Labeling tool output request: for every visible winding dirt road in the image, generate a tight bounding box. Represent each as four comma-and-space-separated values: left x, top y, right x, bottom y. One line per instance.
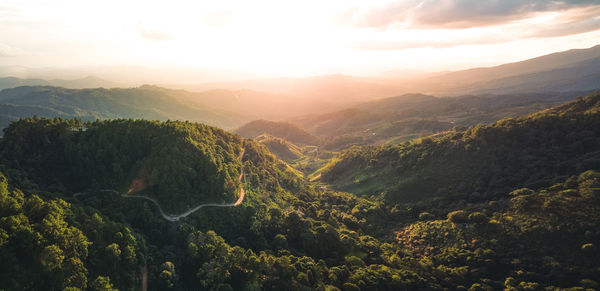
74, 148, 246, 222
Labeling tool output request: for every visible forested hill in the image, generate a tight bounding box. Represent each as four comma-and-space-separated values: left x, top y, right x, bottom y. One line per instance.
0, 85, 244, 130
0, 118, 246, 213
320, 91, 600, 203
236, 119, 320, 145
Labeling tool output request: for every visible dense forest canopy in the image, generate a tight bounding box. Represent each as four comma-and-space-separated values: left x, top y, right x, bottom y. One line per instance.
0, 91, 599, 290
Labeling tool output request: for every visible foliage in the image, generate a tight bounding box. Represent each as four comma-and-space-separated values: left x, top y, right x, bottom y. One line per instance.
394, 170, 600, 289
0, 172, 144, 290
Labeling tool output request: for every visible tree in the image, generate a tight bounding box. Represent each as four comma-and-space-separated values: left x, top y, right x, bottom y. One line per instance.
90, 276, 118, 291
447, 210, 468, 224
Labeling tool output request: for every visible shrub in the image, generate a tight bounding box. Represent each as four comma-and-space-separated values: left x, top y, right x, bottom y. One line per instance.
344, 256, 366, 268
418, 212, 434, 220
581, 243, 596, 253
273, 234, 288, 249
468, 212, 489, 224
580, 279, 599, 289
509, 188, 535, 196
468, 283, 493, 291
447, 210, 469, 224
343, 283, 360, 291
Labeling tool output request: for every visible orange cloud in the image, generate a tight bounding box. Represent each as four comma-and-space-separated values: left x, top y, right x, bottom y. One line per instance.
344, 0, 600, 29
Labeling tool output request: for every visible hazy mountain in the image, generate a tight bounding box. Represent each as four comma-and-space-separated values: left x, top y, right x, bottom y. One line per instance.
2, 45, 598, 113
0, 76, 49, 89
182, 89, 333, 120
0, 85, 246, 130
0, 75, 121, 90
409, 44, 600, 95
189, 74, 407, 110
168, 45, 600, 102
0, 65, 253, 86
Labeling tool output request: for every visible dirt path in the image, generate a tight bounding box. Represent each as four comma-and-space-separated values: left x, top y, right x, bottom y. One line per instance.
140, 265, 147, 291
74, 147, 246, 222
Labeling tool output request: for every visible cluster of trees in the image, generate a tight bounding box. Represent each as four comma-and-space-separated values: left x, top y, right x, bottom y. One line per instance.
394, 170, 600, 289
0, 172, 144, 290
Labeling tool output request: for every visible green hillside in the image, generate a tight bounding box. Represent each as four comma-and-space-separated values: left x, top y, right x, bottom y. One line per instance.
294, 91, 588, 150
236, 119, 320, 145
254, 134, 303, 162
320, 91, 600, 203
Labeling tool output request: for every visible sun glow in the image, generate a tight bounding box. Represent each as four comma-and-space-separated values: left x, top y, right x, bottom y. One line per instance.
1, 0, 600, 79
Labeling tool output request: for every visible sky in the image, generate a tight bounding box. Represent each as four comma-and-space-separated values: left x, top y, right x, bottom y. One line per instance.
1, 0, 600, 80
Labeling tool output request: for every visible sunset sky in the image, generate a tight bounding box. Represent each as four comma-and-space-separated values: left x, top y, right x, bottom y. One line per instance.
1, 0, 600, 79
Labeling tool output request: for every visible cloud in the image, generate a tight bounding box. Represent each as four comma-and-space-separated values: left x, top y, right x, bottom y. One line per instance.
346, 0, 600, 28
346, 2, 600, 51
351, 14, 600, 50
202, 10, 233, 28
528, 16, 600, 38
0, 43, 23, 57
137, 21, 173, 41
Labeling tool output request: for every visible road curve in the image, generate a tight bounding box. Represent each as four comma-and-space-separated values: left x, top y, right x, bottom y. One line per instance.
75, 147, 246, 222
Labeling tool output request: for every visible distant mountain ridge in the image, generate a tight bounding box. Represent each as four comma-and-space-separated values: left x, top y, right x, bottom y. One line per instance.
292, 91, 590, 149
410, 44, 600, 95
0, 75, 121, 90
0, 85, 246, 130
